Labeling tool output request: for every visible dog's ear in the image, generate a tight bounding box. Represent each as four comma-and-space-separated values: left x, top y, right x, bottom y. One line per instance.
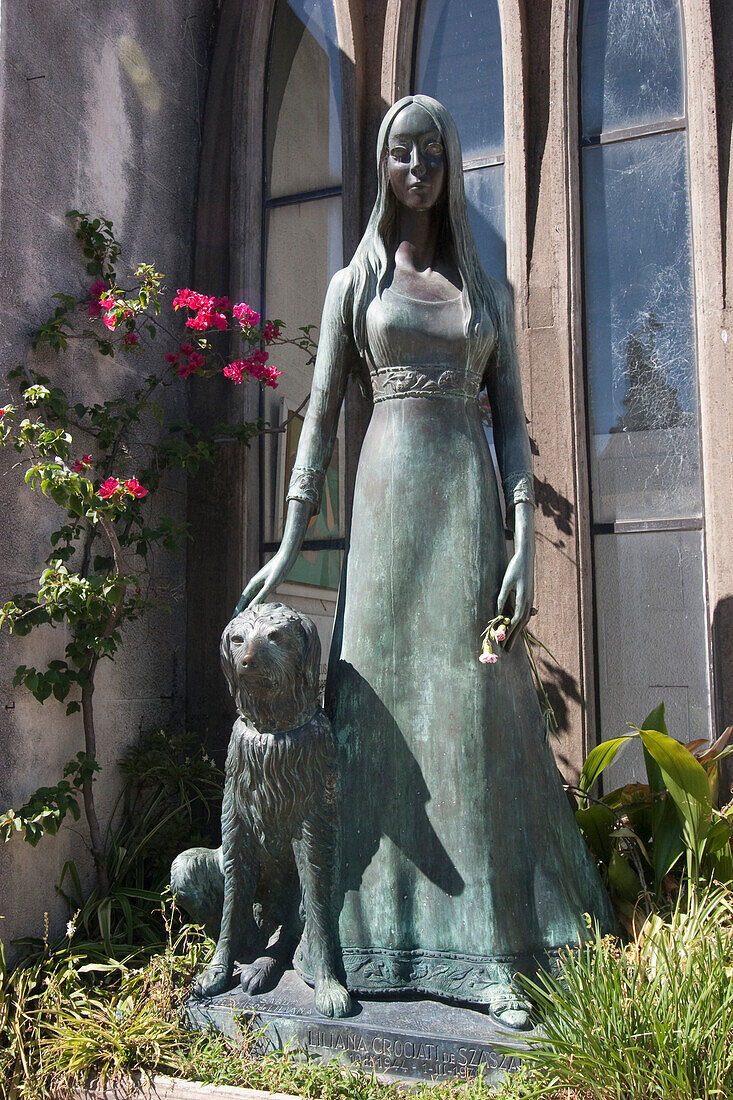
299, 614, 322, 696
220, 615, 244, 702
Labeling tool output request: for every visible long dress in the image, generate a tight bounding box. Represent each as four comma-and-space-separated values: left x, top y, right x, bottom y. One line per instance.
289, 272, 615, 1006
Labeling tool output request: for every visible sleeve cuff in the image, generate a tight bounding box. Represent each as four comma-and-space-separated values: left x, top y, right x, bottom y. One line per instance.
502, 472, 535, 508
286, 464, 325, 511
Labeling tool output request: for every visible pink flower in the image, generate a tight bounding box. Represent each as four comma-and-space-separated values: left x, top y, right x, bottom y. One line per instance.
124, 478, 148, 499
223, 360, 244, 383
98, 477, 120, 499
103, 313, 117, 331
72, 455, 92, 473
263, 321, 281, 343
494, 628, 506, 643
213, 295, 232, 311
189, 351, 205, 369
165, 351, 178, 364
177, 359, 198, 378
0, 408, 5, 418
88, 280, 109, 318
122, 332, 139, 347
232, 302, 260, 328
179, 342, 194, 356
223, 354, 282, 389
172, 288, 213, 311
186, 308, 212, 331
100, 296, 115, 310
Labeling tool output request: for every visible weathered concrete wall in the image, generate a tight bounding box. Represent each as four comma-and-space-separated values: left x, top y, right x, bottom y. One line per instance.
0, 0, 218, 952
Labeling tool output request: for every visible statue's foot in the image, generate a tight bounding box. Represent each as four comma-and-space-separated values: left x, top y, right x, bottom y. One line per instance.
194, 961, 234, 999
239, 955, 283, 996
313, 974, 352, 1018
488, 997, 533, 1031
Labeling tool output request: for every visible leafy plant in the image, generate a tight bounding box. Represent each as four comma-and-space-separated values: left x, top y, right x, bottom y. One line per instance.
0, 211, 317, 898
573, 703, 733, 923
503, 885, 733, 1100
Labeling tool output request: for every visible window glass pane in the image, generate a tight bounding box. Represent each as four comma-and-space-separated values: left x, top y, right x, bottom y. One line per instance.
464, 165, 505, 281
582, 132, 700, 523
283, 412, 342, 589
415, 0, 503, 161
262, 196, 344, 549
581, 0, 684, 137
266, 0, 342, 197
594, 530, 711, 789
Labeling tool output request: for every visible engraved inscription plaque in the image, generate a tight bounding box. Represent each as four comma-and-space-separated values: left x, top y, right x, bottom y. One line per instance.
187, 970, 527, 1085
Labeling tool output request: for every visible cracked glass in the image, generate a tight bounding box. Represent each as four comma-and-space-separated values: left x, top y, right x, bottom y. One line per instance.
415, 0, 504, 160
582, 131, 701, 524
415, 0, 506, 280
581, 0, 684, 138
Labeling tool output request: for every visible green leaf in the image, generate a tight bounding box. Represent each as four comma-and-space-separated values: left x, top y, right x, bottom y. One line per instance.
704, 816, 733, 856
52, 680, 71, 702
608, 850, 642, 902
652, 795, 685, 887
641, 702, 667, 795
575, 803, 616, 865
578, 735, 632, 806
637, 725, 713, 877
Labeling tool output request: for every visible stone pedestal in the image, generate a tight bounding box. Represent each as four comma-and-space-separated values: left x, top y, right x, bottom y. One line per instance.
186, 970, 532, 1085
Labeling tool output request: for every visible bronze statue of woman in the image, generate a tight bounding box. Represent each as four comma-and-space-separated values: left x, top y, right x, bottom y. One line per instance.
238, 95, 614, 1030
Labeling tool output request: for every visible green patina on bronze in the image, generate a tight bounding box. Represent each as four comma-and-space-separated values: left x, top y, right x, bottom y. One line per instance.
237, 96, 615, 1029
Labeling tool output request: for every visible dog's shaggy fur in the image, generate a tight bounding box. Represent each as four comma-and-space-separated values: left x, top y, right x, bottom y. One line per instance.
171, 603, 351, 1018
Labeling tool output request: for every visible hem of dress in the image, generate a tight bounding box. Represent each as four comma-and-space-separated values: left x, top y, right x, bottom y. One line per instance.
294, 944, 562, 1004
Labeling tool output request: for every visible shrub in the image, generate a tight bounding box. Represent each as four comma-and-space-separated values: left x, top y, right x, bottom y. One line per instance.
506, 885, 733, 1100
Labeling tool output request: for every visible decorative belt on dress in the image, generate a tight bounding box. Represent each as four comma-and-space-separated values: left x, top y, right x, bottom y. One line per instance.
371, 365, 482, 403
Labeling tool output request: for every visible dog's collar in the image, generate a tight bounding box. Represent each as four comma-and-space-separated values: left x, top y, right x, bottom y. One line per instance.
235, 707, 320, 737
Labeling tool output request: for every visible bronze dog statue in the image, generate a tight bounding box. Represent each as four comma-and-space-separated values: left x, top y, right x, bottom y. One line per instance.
171, 603, 351, 1018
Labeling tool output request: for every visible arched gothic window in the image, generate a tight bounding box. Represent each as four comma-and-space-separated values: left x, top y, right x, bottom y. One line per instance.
260, 0, 346, 607
413, 0, 506, 280
579, 0, 711, 766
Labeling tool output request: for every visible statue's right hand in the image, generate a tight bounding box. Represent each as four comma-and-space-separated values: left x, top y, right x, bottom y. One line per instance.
233, 551, 290, 617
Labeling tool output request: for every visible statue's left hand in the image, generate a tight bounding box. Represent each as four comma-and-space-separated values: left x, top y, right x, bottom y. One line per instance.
497, 548, 534, 652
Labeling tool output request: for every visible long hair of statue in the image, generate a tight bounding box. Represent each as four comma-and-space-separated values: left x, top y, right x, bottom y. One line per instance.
348, 94, 501, 355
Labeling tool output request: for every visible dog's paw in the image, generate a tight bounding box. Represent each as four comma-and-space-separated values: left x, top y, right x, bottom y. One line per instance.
314, 975, 352, 1018
239, 955, 282, 996
194, 962, 233, 998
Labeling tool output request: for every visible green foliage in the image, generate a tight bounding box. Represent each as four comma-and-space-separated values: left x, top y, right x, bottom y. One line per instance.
0, 210, 316, 882
574, 703, 733, 922
0, 755, 99, 845
0, 725, 224, 1096
0, 901, 212, 1099
502, 886, 733, 1100
66, 209, 121, 279
45, 728, 223, 958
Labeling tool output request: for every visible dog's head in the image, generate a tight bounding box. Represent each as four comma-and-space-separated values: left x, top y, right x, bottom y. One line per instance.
220, 602, 322, 731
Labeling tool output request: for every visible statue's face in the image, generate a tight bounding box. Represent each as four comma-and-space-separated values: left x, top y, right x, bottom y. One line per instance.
386, 103, 446, 212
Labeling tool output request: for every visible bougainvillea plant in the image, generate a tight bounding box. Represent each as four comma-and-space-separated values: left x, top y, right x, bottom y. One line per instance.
0, 211, 317, 894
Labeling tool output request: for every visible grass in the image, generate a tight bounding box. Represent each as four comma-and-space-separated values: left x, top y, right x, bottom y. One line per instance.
3, 888, 733, 1099
0, 897, 575, 1100
501, 884, 733, 1100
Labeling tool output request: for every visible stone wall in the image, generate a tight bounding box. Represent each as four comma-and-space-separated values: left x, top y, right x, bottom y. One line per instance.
0, 0, 218, 952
